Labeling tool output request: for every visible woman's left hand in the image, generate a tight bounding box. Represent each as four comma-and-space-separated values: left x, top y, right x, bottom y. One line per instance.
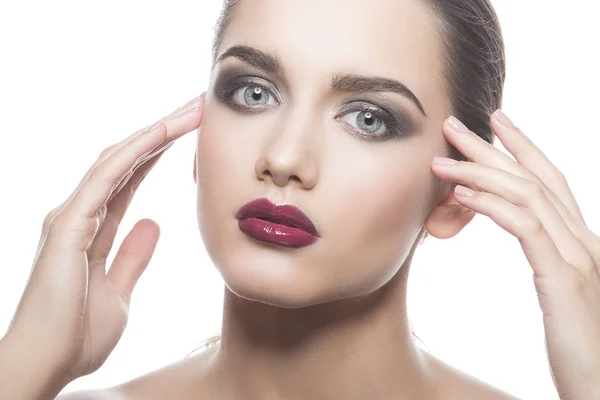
430, 111, 600, 400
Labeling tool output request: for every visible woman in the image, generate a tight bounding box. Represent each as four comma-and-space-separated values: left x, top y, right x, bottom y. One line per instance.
1, 0, 599, 399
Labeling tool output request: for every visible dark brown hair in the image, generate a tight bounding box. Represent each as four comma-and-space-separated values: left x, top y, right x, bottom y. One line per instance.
190, 0, 506, 356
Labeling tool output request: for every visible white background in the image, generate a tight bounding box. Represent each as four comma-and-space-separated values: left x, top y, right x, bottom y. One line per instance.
0, 1, 598, 399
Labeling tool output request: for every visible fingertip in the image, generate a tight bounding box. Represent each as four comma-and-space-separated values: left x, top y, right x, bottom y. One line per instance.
106, 219, 161, 301
135, 218, 161, 237
492, 109, 516, 130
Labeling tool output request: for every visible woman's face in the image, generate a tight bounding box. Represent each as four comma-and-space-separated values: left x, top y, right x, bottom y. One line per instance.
195, 0, 460, 308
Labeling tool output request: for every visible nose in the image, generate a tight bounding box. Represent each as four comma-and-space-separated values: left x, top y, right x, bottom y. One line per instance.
254, 109, 320, 190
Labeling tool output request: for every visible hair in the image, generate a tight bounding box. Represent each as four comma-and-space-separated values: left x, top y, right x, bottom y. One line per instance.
187, 0, 506, 357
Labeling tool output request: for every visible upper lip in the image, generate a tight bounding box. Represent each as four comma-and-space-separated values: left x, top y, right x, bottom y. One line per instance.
235, 198, 319, 237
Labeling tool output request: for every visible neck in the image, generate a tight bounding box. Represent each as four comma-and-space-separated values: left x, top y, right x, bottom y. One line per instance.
210, 260, 437, 400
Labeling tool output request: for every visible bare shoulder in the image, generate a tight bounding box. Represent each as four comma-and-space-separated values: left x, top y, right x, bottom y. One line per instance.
57, 346, 219, 400
58, 347, 522, 400
424, 351, 522, 400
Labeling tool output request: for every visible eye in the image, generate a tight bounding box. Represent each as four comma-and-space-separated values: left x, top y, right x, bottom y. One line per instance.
341, 109, 385, 135
336, 102, 404, 140
231, 85, 278, 108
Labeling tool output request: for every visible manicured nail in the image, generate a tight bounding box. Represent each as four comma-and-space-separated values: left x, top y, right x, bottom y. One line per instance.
433, 157, 458, 165
174, 97, 203, 117
493, 109, 515, 129
455, 185, 475, 197
183, 95, 203, 107
447, 116, 469, 134
144, 120, 163, 132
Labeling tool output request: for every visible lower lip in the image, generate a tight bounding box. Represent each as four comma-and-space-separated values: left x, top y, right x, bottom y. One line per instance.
238, 218, 318, 248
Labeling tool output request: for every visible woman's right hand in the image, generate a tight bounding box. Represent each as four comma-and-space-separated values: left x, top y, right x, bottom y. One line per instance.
2, 94, 205, 383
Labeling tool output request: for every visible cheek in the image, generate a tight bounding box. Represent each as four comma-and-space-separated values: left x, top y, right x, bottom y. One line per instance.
196, 107, 252, 193
195, 108, 248, 250
197, 109, 231, 180
303, 145, 435, 300
325, 145, 434, 260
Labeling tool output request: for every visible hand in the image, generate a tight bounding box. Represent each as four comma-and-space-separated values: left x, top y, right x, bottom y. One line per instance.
430, 111, 600, 400
3, 94, 205, 383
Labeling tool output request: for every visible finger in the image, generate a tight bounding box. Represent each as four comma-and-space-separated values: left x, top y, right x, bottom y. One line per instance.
441, 116, 591, 257
40, 119, 163, 233
432, 160, 594, 271
87, 97, 206, 263
103, 94, 204, 159
490, 110, 585, 223
105, 218, 161, 304
43, 95, 205, 229
47, 122, 168, 252
450, 184, 572, 280
107, 140, 174, 205
88, 144, 171, 264
93, 100, 203, 204
86, 97, 204, 192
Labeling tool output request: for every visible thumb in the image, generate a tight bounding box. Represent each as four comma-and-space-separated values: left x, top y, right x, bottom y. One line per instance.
106, 218, 161, 304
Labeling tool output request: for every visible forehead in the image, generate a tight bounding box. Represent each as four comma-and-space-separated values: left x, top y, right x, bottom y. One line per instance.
219, 0, 447, 114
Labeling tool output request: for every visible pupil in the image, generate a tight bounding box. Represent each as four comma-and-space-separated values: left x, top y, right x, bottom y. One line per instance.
364, 112, 373, 126
252, 87, 262, 100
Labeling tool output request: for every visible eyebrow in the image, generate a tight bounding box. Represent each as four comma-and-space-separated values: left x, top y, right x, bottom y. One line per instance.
216, 45, 428, 117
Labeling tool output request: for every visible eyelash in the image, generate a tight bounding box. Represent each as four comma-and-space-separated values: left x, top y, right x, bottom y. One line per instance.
337, 103, 404, 141
217, 77, 406, 141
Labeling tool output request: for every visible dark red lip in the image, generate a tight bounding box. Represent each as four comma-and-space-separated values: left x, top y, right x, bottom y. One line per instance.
235, 198, 319, 237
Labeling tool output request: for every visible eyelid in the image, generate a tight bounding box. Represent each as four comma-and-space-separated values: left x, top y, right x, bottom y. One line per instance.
214, 69, 415, 135
214, 68, 283, 107
235, 76, 281, 103
335, 102, 404, 140
343, 98, 415, 136
336, 101, 398, 130
337, 101, 385, 115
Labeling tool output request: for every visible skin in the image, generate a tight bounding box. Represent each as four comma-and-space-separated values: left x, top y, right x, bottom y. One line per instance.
2, 0, 599, 399
192, 0, 470, 398
188, 0, 506, 398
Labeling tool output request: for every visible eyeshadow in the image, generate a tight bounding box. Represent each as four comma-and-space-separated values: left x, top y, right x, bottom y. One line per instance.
212, 64, 421, 137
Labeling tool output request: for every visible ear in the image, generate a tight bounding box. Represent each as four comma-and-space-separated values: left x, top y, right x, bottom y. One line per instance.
423, 183, 477, 239
193, 152, 197, 184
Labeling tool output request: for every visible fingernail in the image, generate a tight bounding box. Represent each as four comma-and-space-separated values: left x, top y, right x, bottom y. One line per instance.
493, 109, 515, 129
144, 120, 163, 132
455, 185, 475, 197
433, 157, 458, 165
447, 116, 469, 134
174, 98, 203, 116
184, 94, 205, 110
180, 104, 202, 115
183, 95, 203, 107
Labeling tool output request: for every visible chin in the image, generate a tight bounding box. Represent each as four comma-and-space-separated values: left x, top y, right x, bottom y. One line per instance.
199, 217, 328, 308
200, 212, 396, 309
218, 256, 335, 309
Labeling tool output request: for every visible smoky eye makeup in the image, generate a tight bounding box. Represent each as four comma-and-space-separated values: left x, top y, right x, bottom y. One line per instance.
213, 66, 282, 113
212, 65, 418, 140
334, 95, 417, 140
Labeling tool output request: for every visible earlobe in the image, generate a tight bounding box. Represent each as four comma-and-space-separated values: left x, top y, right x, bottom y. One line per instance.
423, 184, 476, 239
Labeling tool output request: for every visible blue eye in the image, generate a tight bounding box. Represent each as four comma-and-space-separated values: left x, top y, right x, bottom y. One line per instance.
336, 103, 404, 141
231, 85, 278, 108
215, 74, 406, 140
340, 109, 385, 135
